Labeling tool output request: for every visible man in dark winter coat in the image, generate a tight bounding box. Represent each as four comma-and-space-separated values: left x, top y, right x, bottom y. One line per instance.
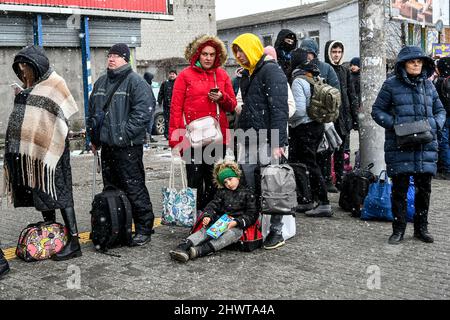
88, 43, 154, 246
434, 57, 450, 179
349, 57, 361, 130
143, 72, 157, 143
232, 33, 289, 250
372, 46, 446, 245
322, 40, 357, 191
157, 70, 177, 139
274, 29, 298, 79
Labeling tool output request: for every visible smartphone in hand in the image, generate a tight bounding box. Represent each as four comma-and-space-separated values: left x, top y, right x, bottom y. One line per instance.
10, 82, 24, 95
209, 88, 219, 94
10, 82, 23, 92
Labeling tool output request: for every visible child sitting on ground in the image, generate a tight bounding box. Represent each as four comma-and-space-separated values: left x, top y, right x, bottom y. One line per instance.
169, 159, 258, 263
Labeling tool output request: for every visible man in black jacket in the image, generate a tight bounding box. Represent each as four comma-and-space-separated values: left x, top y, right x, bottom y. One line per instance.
274, 29, 298, 79
143, 72, 157, 143
322, 40, 356, 192
349, 57, 361, 130
88, 43, 154, 246
232, 33, 289, 250
157, 70, 177, 139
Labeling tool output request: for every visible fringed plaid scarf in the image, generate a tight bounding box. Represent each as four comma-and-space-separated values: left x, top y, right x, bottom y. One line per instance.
2, 71, 78, 202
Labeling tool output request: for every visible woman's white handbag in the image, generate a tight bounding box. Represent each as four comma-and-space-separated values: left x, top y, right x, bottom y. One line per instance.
184, 111, 222, 149
183, 72, 223, 148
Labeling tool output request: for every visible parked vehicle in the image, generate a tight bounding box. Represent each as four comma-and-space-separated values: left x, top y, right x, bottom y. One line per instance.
151, 82, 165, 135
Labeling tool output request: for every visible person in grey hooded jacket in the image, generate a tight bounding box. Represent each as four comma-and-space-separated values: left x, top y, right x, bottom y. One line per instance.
372, 46, 446, 245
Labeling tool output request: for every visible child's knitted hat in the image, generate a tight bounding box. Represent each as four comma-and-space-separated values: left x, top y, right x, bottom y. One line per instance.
217, 167, 239, 185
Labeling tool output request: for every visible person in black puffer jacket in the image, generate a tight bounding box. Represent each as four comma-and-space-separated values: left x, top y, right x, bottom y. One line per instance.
169, 160, 258, 263
231, 33, 289, 250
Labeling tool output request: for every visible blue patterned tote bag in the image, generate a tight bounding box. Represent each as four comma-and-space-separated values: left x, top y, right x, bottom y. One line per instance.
162, 157, 197, 227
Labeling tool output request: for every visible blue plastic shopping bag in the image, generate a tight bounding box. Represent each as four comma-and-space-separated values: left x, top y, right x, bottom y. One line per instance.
361, 171, 394, 221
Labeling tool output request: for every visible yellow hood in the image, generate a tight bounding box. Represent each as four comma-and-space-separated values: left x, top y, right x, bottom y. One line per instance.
232, 33, 264, 75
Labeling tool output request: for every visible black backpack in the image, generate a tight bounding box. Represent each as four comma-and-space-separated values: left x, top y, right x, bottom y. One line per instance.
90, 186, 133, 253
339, 163, 377, 217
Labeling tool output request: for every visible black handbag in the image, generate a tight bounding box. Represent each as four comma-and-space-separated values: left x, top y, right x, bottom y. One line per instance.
393, 85, 433, 147
394, 119, 433, 147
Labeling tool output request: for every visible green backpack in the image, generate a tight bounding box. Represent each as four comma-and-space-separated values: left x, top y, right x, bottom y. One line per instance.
297, 75, 341, 123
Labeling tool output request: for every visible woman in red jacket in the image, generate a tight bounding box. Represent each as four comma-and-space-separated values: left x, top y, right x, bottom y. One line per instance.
169, 35, 237, 210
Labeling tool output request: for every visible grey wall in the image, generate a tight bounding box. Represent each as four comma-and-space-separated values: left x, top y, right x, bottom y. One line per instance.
137, 0, 216, 62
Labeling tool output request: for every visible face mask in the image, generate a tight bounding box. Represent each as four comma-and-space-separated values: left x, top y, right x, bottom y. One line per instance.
282, 38, 295, 52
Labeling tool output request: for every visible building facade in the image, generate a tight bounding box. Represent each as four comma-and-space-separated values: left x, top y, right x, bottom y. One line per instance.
0, 0, 216, 135
218, 0, 359, 67
137, 0, 216, 83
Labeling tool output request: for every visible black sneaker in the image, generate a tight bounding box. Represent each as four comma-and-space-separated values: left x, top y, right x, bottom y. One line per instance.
169, 239, 193, 263
305, 203, 333, 217
263, 233, 285, 250
132, 233, 151, 246
169, 249, 190, 263
295, 203, 315, 213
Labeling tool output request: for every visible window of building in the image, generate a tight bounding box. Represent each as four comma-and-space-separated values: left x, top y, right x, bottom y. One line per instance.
262, 35, 273, 47
308, 30, 320, 53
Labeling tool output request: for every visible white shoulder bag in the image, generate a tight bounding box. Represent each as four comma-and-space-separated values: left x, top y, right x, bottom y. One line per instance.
184, 73, 223, 148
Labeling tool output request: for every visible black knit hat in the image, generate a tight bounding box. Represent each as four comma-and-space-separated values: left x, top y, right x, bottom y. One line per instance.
108, 43, 130, 62
350, 57, 360, 68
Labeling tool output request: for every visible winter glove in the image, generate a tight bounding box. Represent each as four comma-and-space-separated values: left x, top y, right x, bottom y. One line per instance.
324, 122, 342, 151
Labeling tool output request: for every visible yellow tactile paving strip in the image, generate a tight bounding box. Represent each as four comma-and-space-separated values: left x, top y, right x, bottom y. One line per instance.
3, 218, 162, 261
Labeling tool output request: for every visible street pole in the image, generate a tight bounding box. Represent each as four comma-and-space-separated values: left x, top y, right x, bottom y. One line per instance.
358, 0, 386, 176
81, 16, 93, 152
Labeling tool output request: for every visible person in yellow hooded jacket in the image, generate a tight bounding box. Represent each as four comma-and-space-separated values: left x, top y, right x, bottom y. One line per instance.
232, 33, 289, 250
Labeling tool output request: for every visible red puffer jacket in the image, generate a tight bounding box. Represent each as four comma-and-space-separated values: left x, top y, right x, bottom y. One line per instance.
168, 65, 236, 149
